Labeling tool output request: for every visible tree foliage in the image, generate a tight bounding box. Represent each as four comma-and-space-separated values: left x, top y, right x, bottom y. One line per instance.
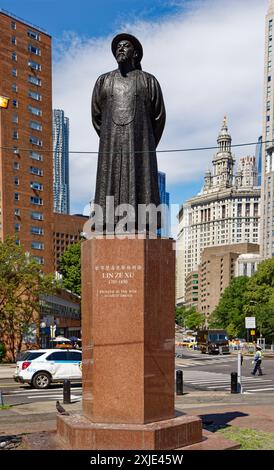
176, 306, 204, 330
59, 242, 81, 296
209, 277, 249, 338
209, 259, 274, 341
0, 237, 56, 361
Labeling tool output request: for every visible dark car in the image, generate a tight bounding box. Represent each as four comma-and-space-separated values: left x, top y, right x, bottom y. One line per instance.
197, 329, 230, 354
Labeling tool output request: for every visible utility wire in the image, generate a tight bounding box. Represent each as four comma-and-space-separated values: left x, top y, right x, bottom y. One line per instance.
0, 140, 269, 155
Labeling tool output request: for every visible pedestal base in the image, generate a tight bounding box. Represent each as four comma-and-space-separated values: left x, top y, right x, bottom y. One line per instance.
56, 413, 202, 450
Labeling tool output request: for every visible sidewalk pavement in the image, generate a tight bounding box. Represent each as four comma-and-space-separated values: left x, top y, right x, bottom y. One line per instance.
1, 390, 274, 441
0, 364, 15, 380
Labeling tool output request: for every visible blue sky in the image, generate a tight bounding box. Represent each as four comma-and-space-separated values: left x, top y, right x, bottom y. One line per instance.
0, 0, 188, 38
0, 0, 269, 234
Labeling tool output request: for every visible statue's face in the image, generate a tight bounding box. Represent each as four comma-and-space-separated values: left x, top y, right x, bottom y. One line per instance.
115, 40, 137, 64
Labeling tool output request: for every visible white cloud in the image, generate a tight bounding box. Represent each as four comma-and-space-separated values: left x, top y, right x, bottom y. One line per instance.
53, 0, 267, 214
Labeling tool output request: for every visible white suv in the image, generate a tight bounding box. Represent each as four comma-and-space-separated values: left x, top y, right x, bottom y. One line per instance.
13, 349, 82, 389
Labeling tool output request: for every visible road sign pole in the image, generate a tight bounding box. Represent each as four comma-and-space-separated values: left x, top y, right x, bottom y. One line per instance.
237, 351, 242, 394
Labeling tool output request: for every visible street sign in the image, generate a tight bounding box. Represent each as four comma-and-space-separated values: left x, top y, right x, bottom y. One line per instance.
250, 330, 255, 336
245, 317, 256, 329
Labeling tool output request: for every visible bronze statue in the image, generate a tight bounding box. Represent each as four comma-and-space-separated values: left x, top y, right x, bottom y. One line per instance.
91, 33, 166, 230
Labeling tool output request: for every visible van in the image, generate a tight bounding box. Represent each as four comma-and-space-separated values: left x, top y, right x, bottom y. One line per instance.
197, 329, 230, 354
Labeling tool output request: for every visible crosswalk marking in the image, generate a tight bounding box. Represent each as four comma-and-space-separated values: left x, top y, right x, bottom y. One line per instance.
175, 357, 238, 368
181, 370, 274, 394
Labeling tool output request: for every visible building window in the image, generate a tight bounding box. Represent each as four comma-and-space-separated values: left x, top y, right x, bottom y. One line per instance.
12, 83, 18, 93
12, 52, 17, 61
268, 75, 272, 82
30, 166, 43, 176
13, 130, 18, 140
28, 105, 42, 116
30, 181, 43, 191
28, 90, 42, 101
30, 196, 43, 205
27, 30, 40, 41
11, 21, 16, 30
12, 68, 17, 77
11, 36, 17, 45
13, 162, 20, 170
14, 192, 20, 201
14, 177, 19, 186
31, 226, 44, 235
28, 75, 41, 86
28, 60, 41, 71
31, 211, 43, 221
14, 223, 20, 232
29, 136, 43, 146
12, 114, 18, 124
30, 121, 42, 131
12, 99, 18, 108
28, 44, 41, 55
33, 256, 44, 265
31, 242, 44, 250
29, 151, 43, 161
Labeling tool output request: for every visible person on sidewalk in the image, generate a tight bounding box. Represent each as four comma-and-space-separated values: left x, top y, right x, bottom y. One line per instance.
251, 345, 263, 376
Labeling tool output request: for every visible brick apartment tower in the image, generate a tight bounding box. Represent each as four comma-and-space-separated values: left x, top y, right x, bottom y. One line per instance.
0, 10, 53, 272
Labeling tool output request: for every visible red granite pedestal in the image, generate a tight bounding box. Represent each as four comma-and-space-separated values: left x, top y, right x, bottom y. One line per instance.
56, 236, 203, 449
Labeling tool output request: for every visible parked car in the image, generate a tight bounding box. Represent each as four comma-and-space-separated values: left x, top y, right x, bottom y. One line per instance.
13, 349, 82, 389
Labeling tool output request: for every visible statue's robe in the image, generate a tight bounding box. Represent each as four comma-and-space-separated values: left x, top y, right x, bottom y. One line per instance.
91, 68, 166, 229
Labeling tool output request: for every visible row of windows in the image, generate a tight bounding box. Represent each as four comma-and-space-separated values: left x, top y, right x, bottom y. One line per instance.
12, 106, 42, 119
13, 121, 42, 137
14, 179, 43, 191
14, 209, 43, 220
11, 44, 41, 61
13, 162, 43, 172
15, 224, 44, 236
14, 194, 43, 205
12, 90, 42, 107
11, 21, 41, 41
12, 68, 42, 87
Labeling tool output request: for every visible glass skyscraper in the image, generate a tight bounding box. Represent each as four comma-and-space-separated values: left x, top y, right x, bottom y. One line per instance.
53, 109, 70, 214
256, 136, 262, 186
158, 171, 170, 237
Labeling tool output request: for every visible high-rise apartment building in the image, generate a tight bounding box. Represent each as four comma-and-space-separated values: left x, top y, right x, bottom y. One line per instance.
198, 243, 260, 320
261, 1, 274, 258
176, 118, 260, 304
53, 109, 70, 214
0, 9, 53, 271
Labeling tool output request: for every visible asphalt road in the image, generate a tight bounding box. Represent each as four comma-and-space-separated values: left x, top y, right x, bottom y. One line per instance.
1, 349, 274, 405
176, 347, 274, 394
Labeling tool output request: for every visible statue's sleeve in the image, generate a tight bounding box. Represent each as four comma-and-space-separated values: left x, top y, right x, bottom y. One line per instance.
149, 75, 166, 147
91, 75, 104, 137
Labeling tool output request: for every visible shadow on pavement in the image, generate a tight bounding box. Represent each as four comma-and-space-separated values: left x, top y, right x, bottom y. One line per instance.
199, 411, 249, 432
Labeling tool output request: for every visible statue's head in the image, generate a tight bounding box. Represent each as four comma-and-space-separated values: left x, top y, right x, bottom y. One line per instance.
112, 33, 143, 70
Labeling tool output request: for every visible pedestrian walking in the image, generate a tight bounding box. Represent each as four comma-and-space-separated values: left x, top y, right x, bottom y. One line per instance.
251, 345, 263, 376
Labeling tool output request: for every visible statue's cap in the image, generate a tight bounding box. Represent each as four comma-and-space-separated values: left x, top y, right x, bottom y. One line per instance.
111, 33, 143, 63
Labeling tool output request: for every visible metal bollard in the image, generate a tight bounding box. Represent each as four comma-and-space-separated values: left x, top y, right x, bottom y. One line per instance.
231, 372, 238, 394
176, 370, 183, 395
63, 379, 71, 404
0, 390, 4, 406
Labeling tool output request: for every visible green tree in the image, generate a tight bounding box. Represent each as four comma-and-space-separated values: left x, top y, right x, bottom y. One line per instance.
59, 242, 81, 296
175, 306, 204, 330
209, 276, 249, 337
184, 310, 204, 330
0, 237, 56, 361
243, 259, 274, 341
